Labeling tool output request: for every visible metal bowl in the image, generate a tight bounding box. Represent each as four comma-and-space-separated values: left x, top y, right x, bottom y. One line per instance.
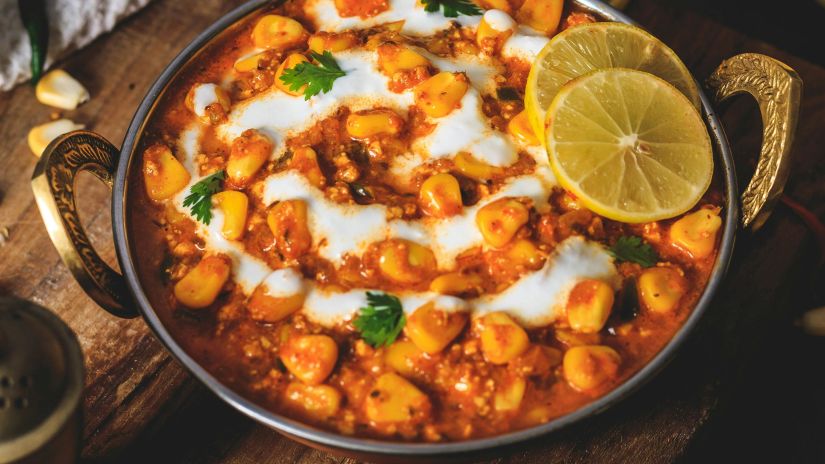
31, 0, 801, 460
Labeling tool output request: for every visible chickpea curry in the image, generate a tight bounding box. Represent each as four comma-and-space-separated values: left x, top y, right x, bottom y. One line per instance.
132, 0, 724, 442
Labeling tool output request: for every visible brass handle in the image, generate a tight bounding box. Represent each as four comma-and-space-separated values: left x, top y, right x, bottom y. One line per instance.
31, 131, 138, 318
706, 53, 802, 230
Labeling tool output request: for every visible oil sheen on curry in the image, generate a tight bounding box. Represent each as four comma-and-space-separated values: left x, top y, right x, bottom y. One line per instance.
134, 0, 723, 442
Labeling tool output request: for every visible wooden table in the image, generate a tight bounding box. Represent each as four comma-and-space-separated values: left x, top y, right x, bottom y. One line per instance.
1, 1, 824, 462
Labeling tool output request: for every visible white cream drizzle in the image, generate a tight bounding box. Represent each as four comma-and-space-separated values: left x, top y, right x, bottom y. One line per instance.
220, 50, 414, 157
261, 170, 553, 268
174, 129, 272, 294
502, 26, 550, 61
196, 209, 272, 294
306, 0, 481, 36
304, 290, 468, 327
261, 268, 306, 298
166, 3, 621, 330
474, 237, 620, 327
414, 88, 518, 167
483, 9, 517, 32
416, 48, 501, 94
191, 83, 222, 118
221, 48, 505, 161
270, 237, 617, 329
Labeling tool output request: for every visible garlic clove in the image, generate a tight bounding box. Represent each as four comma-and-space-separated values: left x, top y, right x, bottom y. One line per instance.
801, 306, 825, 336
28, 119, 85, 157
35, 70, 90, 110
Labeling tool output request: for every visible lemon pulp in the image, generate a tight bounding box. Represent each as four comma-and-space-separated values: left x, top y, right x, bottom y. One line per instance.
545, 68, 712, 223
526, 22, 701, 145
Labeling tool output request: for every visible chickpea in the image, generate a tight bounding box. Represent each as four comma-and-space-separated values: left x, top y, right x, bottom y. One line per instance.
275, 53, 310, 96
670, 207, 722, 259
365, 373, 432, 425
478, 312, 530, 364
345, 109, 404, 139
414, 72, 469, 118
233, 51, 268, 73
142, 144, 190, 202
184, 83, 231, 123
477, 0, 512, 13
507, 110, 540, 146
555, 329, 601, 347
173, 255, 231, 309
477, 10, 516, 53
377, 44, 430, 75
267, 199, 313, 260
283, 382, 342, 419
454, 151, 503, 181
334, 0, 390, 18
377, 239, 437, 284
638, 266, 687, 314
494, 376, 526, 412
247, 268, 306, 323
248, 289, 305, 323
404, 301, 468, 354
476, 198, 530, 248
227, 129, 273, 187
384, 340, 425, 377
562, 345, 621, 391
308, 31, 359, 53
280, 334, 338, 385
419, 173, 463, 218
566, 279, 615, 333
212, 190, 248, 241
516, 0, 564, 34
516, 405, 552, 428
429, 272, 483, 297
251, 15, 308, 50
289, 146, 325, 189
505, 239, 544, 269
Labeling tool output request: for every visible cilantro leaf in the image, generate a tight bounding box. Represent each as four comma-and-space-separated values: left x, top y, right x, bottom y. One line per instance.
278, 51, 346, 100
421, 0, 483, 17
182, 170, 225, 225
353, 292, 406, 347
609, 236, 659, 267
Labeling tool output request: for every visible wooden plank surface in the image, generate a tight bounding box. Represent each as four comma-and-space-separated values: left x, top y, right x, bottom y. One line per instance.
0, 0, 823, 462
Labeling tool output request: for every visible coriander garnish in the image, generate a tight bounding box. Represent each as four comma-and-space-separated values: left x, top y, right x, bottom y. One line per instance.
421, 0, 483, 17
182, 170, 225, 225
609, 236, 658, 267
353, 292, 406, 347
279, 51, 346, 101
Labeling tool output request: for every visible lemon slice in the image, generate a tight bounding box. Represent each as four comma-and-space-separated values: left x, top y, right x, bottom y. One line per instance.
525, 22, 701, 144
545, 69, 712, 223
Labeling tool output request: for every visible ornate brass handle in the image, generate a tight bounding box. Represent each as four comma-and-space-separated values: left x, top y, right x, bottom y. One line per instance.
706, 53, 802, 230
31, 131, 138, 318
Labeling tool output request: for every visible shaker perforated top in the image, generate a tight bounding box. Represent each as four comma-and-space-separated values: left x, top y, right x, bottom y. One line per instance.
0, 297, 83, 464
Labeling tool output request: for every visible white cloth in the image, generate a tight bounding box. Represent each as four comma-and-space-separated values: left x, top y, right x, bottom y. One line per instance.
0, 0, 152, 91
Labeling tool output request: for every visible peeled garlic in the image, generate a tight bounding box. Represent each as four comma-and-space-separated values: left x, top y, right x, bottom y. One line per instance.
233, 50, 266, 73
801, 306, 825, 336
28, 119, 85, 157
35, 70, 90, 110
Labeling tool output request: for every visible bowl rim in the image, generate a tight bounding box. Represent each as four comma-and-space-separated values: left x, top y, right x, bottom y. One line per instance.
111, 0, 739, 457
